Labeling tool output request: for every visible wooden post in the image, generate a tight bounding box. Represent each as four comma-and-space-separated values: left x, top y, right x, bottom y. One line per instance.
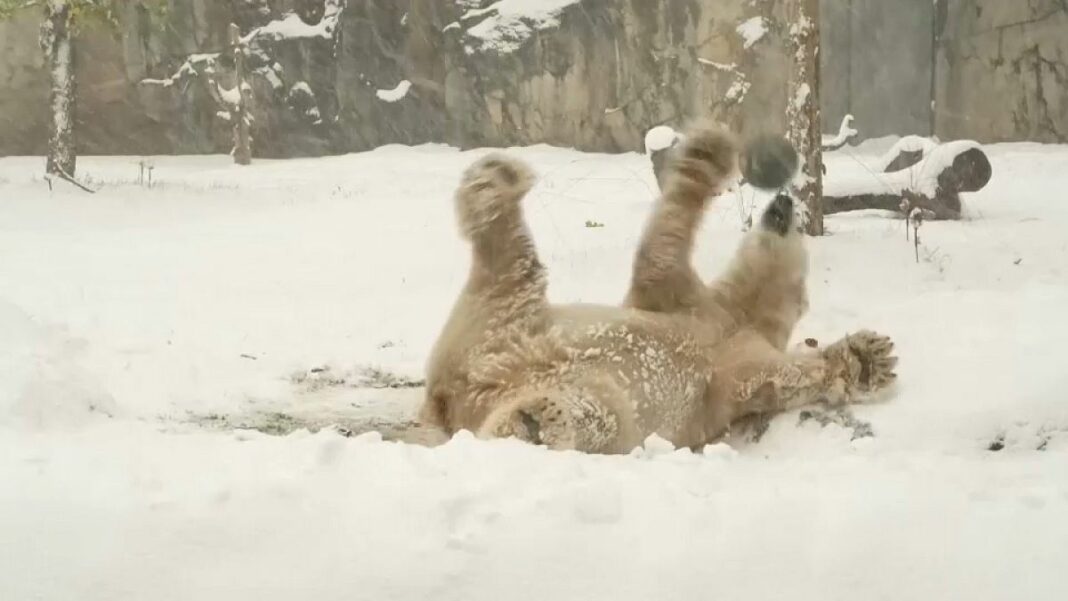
229, 23, 252, 165
785, 0, 824, 235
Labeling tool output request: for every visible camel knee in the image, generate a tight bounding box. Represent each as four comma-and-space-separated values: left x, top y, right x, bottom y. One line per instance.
454, 153, 536, 241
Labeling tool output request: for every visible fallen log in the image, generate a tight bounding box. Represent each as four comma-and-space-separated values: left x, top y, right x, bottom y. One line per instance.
877, 135, 939, 172
644, 125, 992, 221
823, 139, 992, 220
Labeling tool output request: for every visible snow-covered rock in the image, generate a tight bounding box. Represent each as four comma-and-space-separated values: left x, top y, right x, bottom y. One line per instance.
376, 80, 413, 103
736, 16, 768, 49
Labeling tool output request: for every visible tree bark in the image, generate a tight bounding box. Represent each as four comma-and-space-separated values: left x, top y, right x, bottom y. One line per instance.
40, 0, 75, 177
229, 23, 252, 166
785, 0, 824, 235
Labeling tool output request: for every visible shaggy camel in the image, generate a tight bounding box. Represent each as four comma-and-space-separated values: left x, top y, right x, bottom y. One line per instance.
419, 122, 897, 453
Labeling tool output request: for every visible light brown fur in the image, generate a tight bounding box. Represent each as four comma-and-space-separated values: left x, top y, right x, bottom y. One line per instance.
420, 122, 897, 453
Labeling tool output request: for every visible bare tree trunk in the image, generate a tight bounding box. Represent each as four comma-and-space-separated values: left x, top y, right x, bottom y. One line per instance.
40, 0, 75, 177
785, 0, 824, 235
229, 23, 252, 166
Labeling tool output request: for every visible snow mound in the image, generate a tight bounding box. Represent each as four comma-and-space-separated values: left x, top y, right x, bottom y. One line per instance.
0, 301, 116, 429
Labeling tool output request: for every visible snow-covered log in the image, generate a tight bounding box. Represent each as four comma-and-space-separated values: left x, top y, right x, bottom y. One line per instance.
877, 135, 941, 172
823, 140, 992, 220
821, 115, 857, 152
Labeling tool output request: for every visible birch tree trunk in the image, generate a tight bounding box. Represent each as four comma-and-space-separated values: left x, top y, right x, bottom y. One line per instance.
785, 0, 824, 235
40, 0, 76, 177
229, 23, 252, 165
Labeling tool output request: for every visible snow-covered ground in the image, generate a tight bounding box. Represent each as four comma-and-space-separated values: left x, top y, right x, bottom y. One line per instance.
1, 140, 1067, 600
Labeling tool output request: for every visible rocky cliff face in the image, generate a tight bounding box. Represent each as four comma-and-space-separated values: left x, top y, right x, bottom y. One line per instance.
0, 0, 791, 157
0, 11, 48, 156
438, 0, 793, 151
0, 0, 1064, 158
935, 0, 1068, 143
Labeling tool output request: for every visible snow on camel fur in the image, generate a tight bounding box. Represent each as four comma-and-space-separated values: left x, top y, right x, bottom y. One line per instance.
420, 121, 898, 453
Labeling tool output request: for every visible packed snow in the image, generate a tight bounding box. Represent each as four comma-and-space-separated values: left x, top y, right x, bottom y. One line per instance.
376, 80, 413, 103
1, 140, 1067, 600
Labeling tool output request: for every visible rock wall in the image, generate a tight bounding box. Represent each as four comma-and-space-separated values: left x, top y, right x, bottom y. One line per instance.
0, 11, 48, 156
0, 0, 1065, 159
431, 0, 791, 152
821, 0, 1068, 144
935, 0, 1068, 143
820, 0, 936, 139
0, 0, 790, 157
0, 0, 237, 157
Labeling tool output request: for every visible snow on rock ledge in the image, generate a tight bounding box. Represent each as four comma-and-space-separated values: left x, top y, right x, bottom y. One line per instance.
736, 16, 767, 49
244, 0, 346, 43
376, 80, 413, 103
459, 0, 584, 54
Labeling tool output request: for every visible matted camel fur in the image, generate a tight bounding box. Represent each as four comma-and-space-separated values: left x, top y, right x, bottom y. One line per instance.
419, 122, 897, 453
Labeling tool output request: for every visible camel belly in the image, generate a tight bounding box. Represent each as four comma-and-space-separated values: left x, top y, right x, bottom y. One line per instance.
549, 304, 717, 445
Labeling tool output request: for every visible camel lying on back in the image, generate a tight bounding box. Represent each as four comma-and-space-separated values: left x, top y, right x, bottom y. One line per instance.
419, 122, 897, 453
